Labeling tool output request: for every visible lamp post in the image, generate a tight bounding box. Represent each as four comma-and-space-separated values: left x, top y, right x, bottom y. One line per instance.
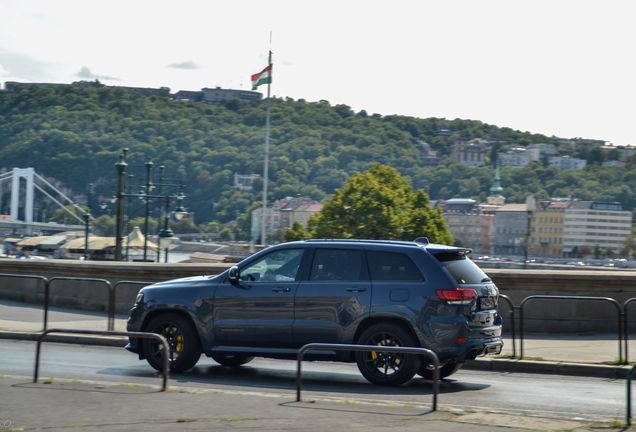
143, 159, 153, 261
114, 151, 128, 262
524, 195, 535, 269
83, 212, 91, 260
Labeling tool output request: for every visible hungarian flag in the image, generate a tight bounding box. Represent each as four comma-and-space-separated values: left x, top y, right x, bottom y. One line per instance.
251, 64, 272, 90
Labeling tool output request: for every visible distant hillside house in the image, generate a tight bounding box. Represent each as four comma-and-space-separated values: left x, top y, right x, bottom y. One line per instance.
526, 143, 557, 162
450, 138, 488, 167
498, 149, 530, 168
549, 156, 587, 170
234, 173, 261, 191
413, 140, 441, 166
201, 87, 262, 104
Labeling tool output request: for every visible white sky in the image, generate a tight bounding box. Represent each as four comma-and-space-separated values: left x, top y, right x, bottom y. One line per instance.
0, 0, 634, 146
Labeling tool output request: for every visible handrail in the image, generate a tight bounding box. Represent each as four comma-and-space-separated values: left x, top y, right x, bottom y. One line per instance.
296, 343, 439, 411
498, 294, 516, 358
627, 363, 636, 425
111, 281, 153, 331
0, 274, 48, 329
623, 298, 636, 364
34, 328, 169, 391
46, 277, 113, 331
520, 295, 623, 361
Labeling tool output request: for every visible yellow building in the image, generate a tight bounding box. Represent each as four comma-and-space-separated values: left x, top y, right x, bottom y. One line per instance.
529, 200, 572, 257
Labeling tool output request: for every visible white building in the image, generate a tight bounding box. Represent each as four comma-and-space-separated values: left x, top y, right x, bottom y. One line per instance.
526, 143, 557, 162
549, 156, 587, 170
563, 201, 631, 255
498, 150, 530, 168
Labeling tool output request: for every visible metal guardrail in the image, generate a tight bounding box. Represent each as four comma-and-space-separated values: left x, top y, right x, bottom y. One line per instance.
0, 273, 48, 328
498, 294, 516, 358
111, 281, 153, 330
34, 328, 169, 391
627, 363, 636, 425
296, 343, 440, 411
519, 295, 623, 361
46, 277, 113, 330
624, 299, 636, 364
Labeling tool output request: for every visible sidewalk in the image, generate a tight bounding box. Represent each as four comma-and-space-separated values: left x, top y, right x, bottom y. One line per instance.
0, 299, 632, 378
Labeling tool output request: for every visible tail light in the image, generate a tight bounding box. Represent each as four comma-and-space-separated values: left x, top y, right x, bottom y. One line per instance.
436, 288, 477, 305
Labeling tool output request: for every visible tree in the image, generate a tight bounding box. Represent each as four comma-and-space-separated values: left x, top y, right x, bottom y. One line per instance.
594, 244, 602, 259
285, 221, 310, 242
578, 245, 593, 257
92, 214, 115, 236
622, 235, 636, 257
606, 246, 616, 259
307, 164, 453, 243
47, 204, 88, 224
571, 245, 579, 258
171, 218, 199, 234
129, 217, 158, 235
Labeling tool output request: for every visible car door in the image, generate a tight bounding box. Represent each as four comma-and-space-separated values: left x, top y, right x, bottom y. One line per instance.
293, 247, 371, 345
213, 248, 305, 348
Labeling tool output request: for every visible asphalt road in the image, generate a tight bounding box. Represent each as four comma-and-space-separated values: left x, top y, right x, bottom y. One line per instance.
1, 339, 625, 423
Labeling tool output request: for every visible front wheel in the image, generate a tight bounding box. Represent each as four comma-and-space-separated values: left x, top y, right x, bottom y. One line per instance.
355, 323, 421, 386
418, 362, 462, 380
142, 313, 202, 373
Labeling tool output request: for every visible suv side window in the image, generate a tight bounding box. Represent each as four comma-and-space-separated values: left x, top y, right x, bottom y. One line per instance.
367, 250, 424, 282
239, 248, 304, 282
310, 248, 364, 281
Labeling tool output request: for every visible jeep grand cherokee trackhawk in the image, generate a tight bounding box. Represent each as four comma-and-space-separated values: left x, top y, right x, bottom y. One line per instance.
126, 239, 503, 386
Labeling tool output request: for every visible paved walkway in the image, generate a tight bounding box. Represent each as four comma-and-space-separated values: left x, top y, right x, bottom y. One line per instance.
0, 299, 631, 431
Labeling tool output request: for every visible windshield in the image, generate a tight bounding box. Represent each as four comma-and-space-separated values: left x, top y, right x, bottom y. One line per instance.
433, 251, 489, 285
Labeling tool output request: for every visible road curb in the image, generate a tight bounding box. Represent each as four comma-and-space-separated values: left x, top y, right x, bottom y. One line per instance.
465, 357, 629, 378
1, 330, 629, 378
0, 330, 128, 347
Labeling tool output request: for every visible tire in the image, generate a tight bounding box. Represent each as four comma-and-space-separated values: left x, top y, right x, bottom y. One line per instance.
418, 362, 462, 380
142, 313, 202, 373
211, 355, 255, 367
355, 323, 421, 386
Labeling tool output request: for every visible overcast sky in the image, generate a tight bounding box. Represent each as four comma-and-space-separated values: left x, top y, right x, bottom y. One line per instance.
0, 0, 634, 146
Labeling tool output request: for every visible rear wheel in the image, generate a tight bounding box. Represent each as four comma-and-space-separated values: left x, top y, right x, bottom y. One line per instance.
418, 362, 462, 380
212, 355, 254, 367
142, 313, 202, 373
355, 323, 421, 386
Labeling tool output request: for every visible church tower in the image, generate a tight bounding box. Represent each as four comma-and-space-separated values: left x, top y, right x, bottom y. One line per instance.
487, 163, 505, 206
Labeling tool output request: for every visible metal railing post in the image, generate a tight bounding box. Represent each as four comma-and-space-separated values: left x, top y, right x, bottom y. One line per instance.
46, 277, 113, 331
296, 343, 439, 411
0, 274, 48, 328
34, 329, 169, 391
499, 295, 516, 358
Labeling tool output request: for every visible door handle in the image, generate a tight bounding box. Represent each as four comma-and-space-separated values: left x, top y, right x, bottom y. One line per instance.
272, 287, 292, 292
346, 287, 367, 292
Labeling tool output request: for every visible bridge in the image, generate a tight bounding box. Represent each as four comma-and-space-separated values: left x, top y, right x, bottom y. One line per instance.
0, 168, 86, 235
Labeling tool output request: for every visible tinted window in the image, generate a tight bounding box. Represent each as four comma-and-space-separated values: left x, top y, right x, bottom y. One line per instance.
367, 251, 424, 282
310, 249, 364, 281
239, 249, 304, 282
434, 252, 488, 284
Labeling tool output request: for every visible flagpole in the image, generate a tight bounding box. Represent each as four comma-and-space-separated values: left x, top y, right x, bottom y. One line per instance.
260, 48, 272, 246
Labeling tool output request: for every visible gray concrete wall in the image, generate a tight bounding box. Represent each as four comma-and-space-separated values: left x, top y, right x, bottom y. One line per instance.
1, 259, 635, 334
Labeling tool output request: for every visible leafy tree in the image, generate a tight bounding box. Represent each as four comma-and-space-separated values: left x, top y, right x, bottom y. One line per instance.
170, 217, 199, 234
47, 204, 88, 224
92, 214, 115, 236
129, 216, 158, 235
606, 246, 616, 259
622, 235, 636, 257
285, 220, 310, 242
578, 245, 593, 257
308, 164, 452, 243
218, 226, 233, 242
594, 244, 602, 259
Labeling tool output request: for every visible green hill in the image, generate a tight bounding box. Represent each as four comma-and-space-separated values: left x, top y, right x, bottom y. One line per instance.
0, 84, 634, 227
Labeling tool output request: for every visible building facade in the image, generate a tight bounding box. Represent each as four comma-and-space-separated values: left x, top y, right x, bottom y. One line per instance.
549, 156, 587, 170
529, 200, 572, 257
251, 197, 323, 243
498, 150, 530, 168
563, 201, 632, 256
450, 139, 488, 167
442, 199, 497, 255
492, 204, 528, 256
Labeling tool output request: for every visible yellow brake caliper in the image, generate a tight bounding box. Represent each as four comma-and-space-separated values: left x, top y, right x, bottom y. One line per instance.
175, 334, 184, 353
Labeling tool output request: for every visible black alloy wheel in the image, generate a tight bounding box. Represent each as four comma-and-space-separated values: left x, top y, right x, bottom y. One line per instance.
142, 313, 202, 373
355, 323, 421, 386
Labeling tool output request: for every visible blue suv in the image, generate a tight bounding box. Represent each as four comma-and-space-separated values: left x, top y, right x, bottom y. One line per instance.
126, 239, 503, 386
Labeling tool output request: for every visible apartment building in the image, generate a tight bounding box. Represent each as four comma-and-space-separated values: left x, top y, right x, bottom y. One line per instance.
492, 204, 528, 255
563, 201, 632, 256
442, 199, 497, 255
529, 200, 572, 257
549, 156, 587, 170
498, 150, 530, 168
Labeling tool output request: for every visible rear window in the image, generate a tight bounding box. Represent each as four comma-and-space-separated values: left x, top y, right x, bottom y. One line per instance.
433, 252, 489, 285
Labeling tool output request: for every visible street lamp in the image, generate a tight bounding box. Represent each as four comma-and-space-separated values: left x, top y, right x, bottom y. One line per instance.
158, 196, 177, 263
524, 195, 535, 269
83, 212, 91, 260
114, 150, 128, 262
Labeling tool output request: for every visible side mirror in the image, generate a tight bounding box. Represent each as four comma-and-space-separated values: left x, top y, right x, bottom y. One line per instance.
228, 266, 239, 284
